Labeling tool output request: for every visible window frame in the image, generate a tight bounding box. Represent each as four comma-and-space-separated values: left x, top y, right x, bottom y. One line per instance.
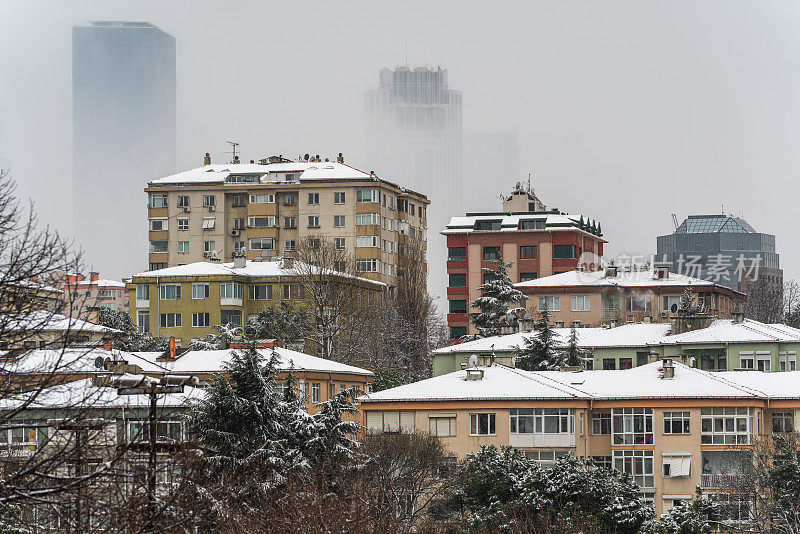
469, 413, 496, 436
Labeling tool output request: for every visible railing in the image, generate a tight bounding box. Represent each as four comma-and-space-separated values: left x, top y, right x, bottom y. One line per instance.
601, 309, 622, 320
701, 473, 742, 488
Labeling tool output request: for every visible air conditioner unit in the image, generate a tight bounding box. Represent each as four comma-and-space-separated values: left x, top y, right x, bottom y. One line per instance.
661, 311, 669, 318
231, 229, 241, 237
208, 205, 216, 211
182, 206, 190, 213
203, 252, 210, 258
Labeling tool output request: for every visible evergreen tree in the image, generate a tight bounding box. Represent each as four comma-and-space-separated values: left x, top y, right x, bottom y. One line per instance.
579, 215, 585, 230
516, 303, 562, 370
96, 307, 169, 351
597, 222, 603, 236
468, 258, 527, 338
563, 324, 586, 367
642, 488, 713, 534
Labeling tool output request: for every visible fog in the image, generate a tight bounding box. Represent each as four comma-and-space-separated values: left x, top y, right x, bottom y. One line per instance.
1, 0, 798, 285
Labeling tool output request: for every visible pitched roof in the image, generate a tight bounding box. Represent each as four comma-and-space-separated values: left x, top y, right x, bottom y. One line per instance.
149, 162, 372, 185
442, 212, 603, 239
675, 214, 755, 234
515, 268, 722, 290
656, 319, 800, 345
3, 311, 118, 334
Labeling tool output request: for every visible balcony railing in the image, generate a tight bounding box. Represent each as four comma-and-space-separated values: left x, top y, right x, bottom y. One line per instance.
701, 473, 742, 488
601, 309, 622, 320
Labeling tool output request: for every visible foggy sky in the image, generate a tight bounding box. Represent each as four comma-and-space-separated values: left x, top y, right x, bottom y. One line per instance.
1, 0, 799, 285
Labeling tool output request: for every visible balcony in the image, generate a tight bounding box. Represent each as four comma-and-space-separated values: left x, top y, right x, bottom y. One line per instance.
700, 450, 751, 489
701, 473, 743, 489
601, 309, 622, 321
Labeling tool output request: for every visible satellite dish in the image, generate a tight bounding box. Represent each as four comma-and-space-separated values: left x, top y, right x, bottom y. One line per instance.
468, 355, 479, 368
304, 154, 310, 161
670, 303, 679, 313
94, 356, 105, 369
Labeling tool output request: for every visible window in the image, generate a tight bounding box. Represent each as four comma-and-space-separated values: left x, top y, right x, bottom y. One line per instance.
149, 263, 167, 271
136, 284, 149, 301
475, 220, 501, 231
356, 189, 378, 203
591, 456, 612, 469
592, 411, 611, 434
334, 192, 346, 204
356, 235, 379, 248
201, 217, 216, 230
612, 408, 654, 445
312, 383, 320, 402
225, 174, 259, 184
365, 411, 415, 433
334, 238, 346, 250
448, 247, 466, 261
619, 358, 632, 370
160, 313, 181, 328
137, 311, 150, 333
177, 218, 189, 230
613, 450, 654, 488
249, 237, 275, 251
178, 241, 189, 254
571, 295, 590, 311
510, 408, 574, 435
662, 453, 692, 478
0, 425, 38, 450
307, 193, 319, 205
159, 284, 181, 300
284, 240, 296, 252
248, 216, 275, 228
520, 272, 538, 282
356, 259, 380, 272
249, 285, 272, 300
523, 450, 572, 465
756, 351, 771, 371
520, 219, 546, 230
309, 238, 320, 249
538, 296, 560, 311
627, 296, 652, 312
449, 273, 467, 287
283, 193, 296, 206
187, 283, 209, 300
470, 413, 496, 435
129, 421, 183, 443
333, 215, 346, 227
520, 246, 537, 259
249, 194, 275, 203
483, 246, 501, 260
234, 241, 246, 253
149, 240, 168, 253
449, 326, 467, 339
553, 244, 576, 259
192, 312, 210, 327
779, 351, 797, 372
449, 300, 467, 314
429, 415, 457, 437
663, 295, 682, 311
149, 218, 166, 231
220, 309, 242, 326
739, 352, 754, 369
603, 358, 616, 370
203, 195, 216, 208
701, 407, 750, 445
307, 216, 320, 228
231, 194, 247, 207
177, 195, 189, 208
149, 194, 167, 208
772, 412, 793, 433
356, 213, 380, 225
233, 218, 245, 229
664, 412, 690, 434
220, 282, 242, 300
284, 216, 296, 228
282, 285, 304, 300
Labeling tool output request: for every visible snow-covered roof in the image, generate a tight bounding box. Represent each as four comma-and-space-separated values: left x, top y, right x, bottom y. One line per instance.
0, 377, 203, 410
5, 346, 373, 378
72, 279, 126, 289
149, 162, 373, 185
656, 319, 800, 346
2, 311, 118, 334
360, 361, 800, 403
442, 212, 604, 240
515, 268, 729, 290
433, 324, 673, 355
131, 259, 386, 287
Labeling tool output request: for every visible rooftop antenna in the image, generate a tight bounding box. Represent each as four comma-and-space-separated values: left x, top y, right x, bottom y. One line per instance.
226, 140, 239, 164
405, 40, 408, 66
671, 213, 679, 230
527, 172, 532, 194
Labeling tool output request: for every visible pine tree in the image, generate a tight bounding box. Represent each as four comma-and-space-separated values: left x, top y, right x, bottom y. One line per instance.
597, 222, 603, 236
468, 258, 527, 338
579, 215, 585, 230
96, 307, 169, 351
516, 303, 562, 370
562, 324, 586, 367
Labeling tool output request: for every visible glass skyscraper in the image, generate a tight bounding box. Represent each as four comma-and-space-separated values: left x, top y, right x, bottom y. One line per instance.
365, 66, 463, 300
73, 21, 176, 276
656, 214, 782, 294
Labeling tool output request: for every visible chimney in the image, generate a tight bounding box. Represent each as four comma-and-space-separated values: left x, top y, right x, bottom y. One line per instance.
604, 265, 618, 278
233, 255, 246, 269
203, 152, 211, 166
661, 358, 675, 379
89, 272, 99, 282
169, 337, 176, 360
337, 152, 344, 163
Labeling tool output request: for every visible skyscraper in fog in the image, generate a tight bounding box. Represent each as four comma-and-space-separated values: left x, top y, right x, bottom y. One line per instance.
365, 66, 463, 300
73, 21, 176, 276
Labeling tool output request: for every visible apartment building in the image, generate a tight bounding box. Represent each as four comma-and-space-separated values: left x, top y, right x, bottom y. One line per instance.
60, 272, 127, 320
443, 185, 606, 339
145, 155, 429, 290
360, 359, 800, 520
0, 311, 116, 354
126, 257, 385, 347
431, 318, 800, 375
515, 265, 746, 328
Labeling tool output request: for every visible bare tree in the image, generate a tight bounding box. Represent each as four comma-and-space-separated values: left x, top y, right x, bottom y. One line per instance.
784, 280, 800, 328
743, 277, 785, 324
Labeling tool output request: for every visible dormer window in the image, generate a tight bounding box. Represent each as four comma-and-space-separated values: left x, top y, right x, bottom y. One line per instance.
475, 220, 501, 231
520, 219, 546, 230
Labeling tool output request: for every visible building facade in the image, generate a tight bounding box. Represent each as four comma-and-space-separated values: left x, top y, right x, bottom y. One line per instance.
73, 21, 176, 277
656, 214, 782, 295
145, 157, 428, 290
61, 272, 128, 320
365, 66, 463, 304
360, 360, 800, 520
514, 266, 746, 329
126, 257, 385, 347
443, 187, 605, 339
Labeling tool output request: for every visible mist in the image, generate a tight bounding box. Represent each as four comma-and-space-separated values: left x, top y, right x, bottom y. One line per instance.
1, 0, 798, 285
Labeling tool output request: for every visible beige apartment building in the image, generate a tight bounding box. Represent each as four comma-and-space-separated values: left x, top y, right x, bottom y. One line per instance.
360, 359, 799, 522
145, 154, 429, 291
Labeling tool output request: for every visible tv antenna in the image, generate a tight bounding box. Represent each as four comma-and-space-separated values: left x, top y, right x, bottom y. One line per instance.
671, 213, 679, 230
226, 140, 240, 163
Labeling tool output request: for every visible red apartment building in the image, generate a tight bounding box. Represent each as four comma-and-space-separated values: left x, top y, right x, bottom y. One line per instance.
443, 186, 606, 339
